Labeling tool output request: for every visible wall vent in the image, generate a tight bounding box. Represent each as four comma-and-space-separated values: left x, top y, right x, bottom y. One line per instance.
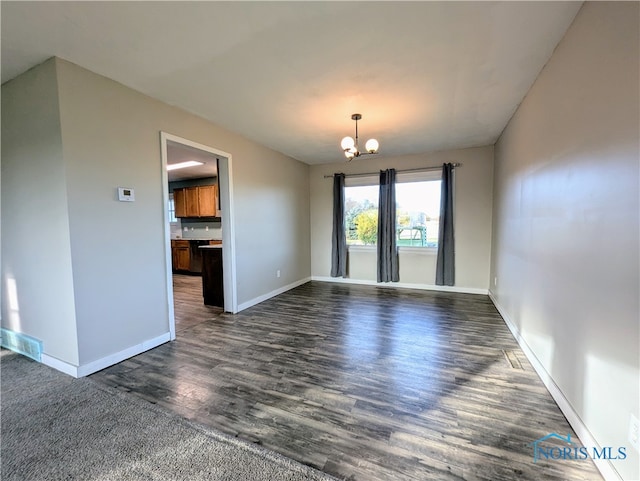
502, 349, 523, 370
1, 328, 42, 362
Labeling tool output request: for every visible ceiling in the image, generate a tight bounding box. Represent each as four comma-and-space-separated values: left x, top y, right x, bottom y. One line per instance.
167, 141, 218, 183
1, 1, 582, 165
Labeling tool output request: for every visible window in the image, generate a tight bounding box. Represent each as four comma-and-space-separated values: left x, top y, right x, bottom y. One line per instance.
344, 171, 441, 248
168, 193, 177, 223
345, 177, 379, 246
395, 179, 441, 247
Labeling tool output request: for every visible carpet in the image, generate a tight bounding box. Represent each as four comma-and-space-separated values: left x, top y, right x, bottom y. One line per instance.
0, 351, 339, 481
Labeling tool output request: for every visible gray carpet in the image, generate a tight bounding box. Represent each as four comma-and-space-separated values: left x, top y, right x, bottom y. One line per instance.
0, 351, 339, 481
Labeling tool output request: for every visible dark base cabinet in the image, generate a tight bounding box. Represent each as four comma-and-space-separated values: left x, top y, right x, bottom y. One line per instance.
201, 248, 224, 308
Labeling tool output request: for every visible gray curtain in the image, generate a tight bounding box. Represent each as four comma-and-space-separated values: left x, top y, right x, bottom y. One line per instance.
377, 169, 399, 283
436, 163, 455, 286
330, 173, 348, 278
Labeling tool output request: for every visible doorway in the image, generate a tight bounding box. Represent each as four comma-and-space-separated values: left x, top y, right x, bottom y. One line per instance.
160, 132, 237, 340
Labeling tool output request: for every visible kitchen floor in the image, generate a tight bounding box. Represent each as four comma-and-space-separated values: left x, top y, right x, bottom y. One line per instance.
91, 281, 602, 481
172, 274, 222, 332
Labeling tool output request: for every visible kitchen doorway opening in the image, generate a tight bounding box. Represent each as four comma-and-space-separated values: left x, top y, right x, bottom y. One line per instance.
159, 132, 238, 340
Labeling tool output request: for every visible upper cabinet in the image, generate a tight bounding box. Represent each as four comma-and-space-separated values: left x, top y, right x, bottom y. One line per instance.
174, 185, 219, 218
197, 185, 217, 217
174, 188, 187, 217
185, 186, 201, 217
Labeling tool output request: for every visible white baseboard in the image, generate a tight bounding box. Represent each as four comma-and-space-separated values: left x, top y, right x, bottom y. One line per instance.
237, 277, 312, 312
41, 353, 79, 377
42, 332, 171, 378
311, 276, 488, 295
488, 291, 622, 481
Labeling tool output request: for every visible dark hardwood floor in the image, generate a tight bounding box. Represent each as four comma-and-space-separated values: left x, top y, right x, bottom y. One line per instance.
91, 278, 602, 481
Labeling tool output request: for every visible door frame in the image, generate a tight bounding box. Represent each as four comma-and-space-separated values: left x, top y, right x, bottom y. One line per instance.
160, 132, 238, 340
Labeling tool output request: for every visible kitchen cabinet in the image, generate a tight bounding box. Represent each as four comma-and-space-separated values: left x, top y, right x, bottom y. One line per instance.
171, 240, 191, 272
198, 185, 217, 217
185, 187, 200, 217
173, 185, 218, 218
173, 188, 186, 218
171, 239, 221, 274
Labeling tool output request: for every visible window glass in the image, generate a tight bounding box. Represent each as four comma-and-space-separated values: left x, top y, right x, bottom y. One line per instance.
344, 174, 441, 248
395, 180, 441, 247
345, 185, 379, 245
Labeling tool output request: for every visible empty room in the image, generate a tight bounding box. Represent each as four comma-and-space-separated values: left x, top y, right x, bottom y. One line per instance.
1, 2, 638, 481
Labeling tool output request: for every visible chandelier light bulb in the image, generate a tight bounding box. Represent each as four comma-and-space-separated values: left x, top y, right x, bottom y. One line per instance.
365, 138, 379, 154
341, 136, 355, 151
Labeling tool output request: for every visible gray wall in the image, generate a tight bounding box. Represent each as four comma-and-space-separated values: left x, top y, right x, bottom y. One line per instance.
233, 141, 311, 301
177, 219, 222, 240
56, 59, 174, 365
2, 57, 311, 371
490, 3, 639, 479
1, 58, 80, 365
310, 146, 494, 291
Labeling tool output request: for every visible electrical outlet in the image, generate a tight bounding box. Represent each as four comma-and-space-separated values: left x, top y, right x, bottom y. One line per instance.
494, 277, 498, 287
629, 413, 639, 452
276, 270, 281, 278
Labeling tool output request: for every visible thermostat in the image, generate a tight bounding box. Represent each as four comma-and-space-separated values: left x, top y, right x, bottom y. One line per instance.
117, 187, 135, 202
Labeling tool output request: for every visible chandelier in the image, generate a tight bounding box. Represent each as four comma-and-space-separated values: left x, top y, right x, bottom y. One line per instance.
340, 114, 379, 160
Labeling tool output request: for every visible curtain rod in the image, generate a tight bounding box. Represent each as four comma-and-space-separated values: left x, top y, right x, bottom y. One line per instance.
323, 163, 461, 179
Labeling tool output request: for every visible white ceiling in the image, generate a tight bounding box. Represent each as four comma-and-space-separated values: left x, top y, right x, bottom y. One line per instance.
167, 141, 218, 183
1, 1, 582, 165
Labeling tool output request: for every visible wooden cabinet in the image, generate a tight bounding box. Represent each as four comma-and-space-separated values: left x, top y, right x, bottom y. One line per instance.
173, 185, 218, 218
185, 187, 200, 217
198, 185, 217, 217
173, 188, 187, 218
171, 240, 191, 272
171, 240, 220, 274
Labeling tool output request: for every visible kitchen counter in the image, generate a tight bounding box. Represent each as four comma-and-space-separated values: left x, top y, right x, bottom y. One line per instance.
198, 244, 223, 249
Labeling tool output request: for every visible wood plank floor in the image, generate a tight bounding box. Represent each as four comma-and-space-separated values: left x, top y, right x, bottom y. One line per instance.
172, 274, 223, 332
91, 278, 603, 481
